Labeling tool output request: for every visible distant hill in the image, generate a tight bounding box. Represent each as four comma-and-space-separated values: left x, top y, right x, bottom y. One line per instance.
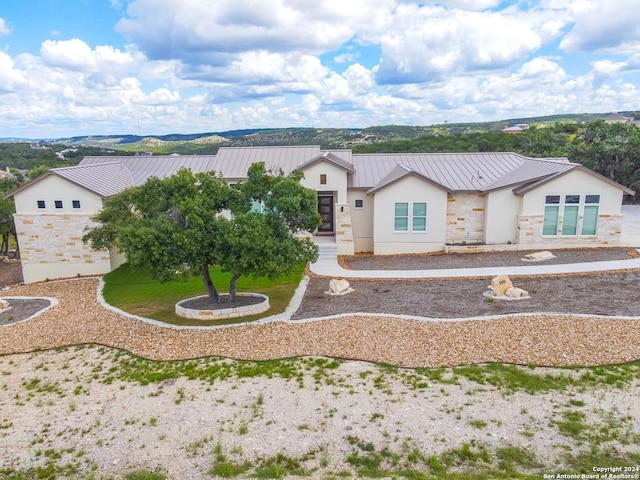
45, 110, 640, 154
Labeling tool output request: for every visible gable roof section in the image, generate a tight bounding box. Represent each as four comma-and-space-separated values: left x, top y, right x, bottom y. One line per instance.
512, 165, 635, 195
297, 151, 355, 174
351, 152, 569, 192
367, 164, 451, 194
6, 162, 134, 199
482, 157, 574, 191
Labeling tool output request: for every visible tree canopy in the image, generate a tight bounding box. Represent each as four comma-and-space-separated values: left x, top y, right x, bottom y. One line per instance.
84, 163, 321, 303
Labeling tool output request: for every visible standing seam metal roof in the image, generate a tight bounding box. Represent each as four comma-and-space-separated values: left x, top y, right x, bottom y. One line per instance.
51, 162, 134, 197
76, 149, 620, 196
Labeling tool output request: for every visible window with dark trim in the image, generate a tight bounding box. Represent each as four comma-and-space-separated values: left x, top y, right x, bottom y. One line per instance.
354, 199, 364, 209
37, 200, 46, 209
320, 174, 327, 185
72, 200, 81, 209
54, 200, 63, 209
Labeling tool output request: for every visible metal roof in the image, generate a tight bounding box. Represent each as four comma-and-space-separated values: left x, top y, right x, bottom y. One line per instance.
349, 152, 575, 192
80, 155, 218, 185
70, 148, 630, 197
52, 162, 134, 197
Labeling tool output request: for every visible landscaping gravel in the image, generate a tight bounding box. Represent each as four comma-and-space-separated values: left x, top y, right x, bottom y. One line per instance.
342, 247, 636, 270
2, 276, 640, 368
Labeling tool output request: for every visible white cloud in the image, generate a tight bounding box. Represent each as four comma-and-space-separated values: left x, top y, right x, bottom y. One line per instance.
560, 0, 640, 54
375, 4, 561, 84
0, 18, 11, 36
0, 51, 26, 92
116, 0, 395, 63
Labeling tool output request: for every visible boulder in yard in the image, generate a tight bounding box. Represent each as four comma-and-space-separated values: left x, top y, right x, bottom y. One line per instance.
505, 287, 529, 299
488, 274, 513, 296
327, 279, 354, 295
522, 250, 556, 262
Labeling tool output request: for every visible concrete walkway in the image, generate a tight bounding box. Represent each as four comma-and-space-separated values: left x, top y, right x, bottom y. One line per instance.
310, 204, 640, 279
309, 245, 640, 279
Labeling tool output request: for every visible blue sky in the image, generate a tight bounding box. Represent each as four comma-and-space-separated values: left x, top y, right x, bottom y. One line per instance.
1, 0, 640, 138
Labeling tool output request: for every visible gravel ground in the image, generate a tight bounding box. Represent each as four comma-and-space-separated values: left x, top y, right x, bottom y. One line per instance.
342, 247, 636, 270
2, 277, 640, 368
293, 271, 640, 319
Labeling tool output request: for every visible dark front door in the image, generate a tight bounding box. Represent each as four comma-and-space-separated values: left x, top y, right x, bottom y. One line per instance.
317, 195, 334, 234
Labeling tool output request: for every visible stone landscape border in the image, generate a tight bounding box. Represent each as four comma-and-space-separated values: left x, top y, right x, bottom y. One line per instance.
175, 293, 269, 320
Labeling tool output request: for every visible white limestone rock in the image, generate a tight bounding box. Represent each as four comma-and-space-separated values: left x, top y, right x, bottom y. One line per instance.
488, 274, 513, 297
327, 279, 354, 296
504, 287, 529, 299
522, 251, 556, 262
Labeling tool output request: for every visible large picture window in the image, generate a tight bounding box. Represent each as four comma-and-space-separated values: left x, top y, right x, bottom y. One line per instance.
543, 194, 600, 237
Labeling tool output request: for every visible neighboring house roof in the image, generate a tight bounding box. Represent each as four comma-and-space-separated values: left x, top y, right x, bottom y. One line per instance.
604, 112, 632, 123
5, 162, 135, 199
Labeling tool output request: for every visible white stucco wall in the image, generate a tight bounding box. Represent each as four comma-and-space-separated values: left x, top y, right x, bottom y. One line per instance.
300, 161, 349, 204
347, 190, 373, 253
14, 175, 104, 214
521, 169, 624, 215
484, 188, 520, 244
372, 176, 448, 254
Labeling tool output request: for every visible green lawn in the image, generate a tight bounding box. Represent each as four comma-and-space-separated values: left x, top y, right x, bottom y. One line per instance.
101, 263, 306, 326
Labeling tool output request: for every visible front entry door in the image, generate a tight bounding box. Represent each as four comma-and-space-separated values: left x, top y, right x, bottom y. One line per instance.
317, 195, 334, 234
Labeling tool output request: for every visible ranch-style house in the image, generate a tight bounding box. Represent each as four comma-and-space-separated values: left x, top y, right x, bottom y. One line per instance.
6, 146, 634, 283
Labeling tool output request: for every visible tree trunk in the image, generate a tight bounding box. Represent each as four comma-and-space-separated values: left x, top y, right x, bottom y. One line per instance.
229, 274, 240, 302
13, 234, 19, 260
200, 264, 219, 303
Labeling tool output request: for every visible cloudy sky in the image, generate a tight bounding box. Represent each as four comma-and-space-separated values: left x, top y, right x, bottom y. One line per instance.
1, 0, 639, 138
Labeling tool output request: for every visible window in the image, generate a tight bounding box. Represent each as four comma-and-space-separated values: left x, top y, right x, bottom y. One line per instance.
72, 200, 81, 209
394, 202, 408, 231
543, 194, 601, 237
37, 200, 46, 209
250, 198, 262, 214
561, 194, 580, 236
320, 174, 327, 185
54, 200, 63, 209
581, 195, 600, 235
542, 195, 560, 236
394, 202, 427, 232
354, 199, 364, 209
412, 202, 427, 231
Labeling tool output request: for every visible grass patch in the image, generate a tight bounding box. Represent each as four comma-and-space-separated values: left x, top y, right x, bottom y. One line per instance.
102, 262, 305, 326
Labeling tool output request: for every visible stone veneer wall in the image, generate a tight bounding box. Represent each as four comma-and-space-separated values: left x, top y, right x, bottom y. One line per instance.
335, 203, 355, 255
15, 213, 112, 282
516, 214, 623, 246
445, 193, 486, 244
